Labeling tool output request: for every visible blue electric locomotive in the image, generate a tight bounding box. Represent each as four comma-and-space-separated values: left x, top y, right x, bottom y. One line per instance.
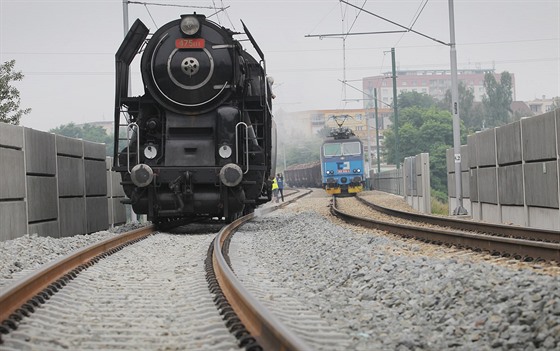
321, 126, 365, 195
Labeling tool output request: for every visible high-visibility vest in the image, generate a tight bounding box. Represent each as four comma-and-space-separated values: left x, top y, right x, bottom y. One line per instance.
272, 178, 278, 190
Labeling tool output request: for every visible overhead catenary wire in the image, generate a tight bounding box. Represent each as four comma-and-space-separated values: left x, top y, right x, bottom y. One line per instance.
393, 0, 429, 48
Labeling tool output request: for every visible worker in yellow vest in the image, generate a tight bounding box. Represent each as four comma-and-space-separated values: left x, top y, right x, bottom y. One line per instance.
271, 176, 279, 203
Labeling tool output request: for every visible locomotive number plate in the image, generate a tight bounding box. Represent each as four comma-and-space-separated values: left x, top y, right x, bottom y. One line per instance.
175, 38, 205, 49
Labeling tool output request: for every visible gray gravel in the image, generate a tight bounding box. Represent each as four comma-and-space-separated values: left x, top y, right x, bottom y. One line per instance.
0, 223, 146, 291
1, 229, 239, 350
231, 196, 560, 350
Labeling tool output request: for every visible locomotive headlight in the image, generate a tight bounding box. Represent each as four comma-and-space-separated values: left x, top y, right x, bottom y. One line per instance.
144, 144, 158, 160
353, 168, 361, 173
219, 144, 232, 159
180, 16, 200, 36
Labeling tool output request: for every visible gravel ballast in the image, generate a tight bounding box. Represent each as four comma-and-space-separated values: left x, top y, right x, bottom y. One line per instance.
1, 192, 559, 350
0, 223, 146, 291
231, 192, 560, 350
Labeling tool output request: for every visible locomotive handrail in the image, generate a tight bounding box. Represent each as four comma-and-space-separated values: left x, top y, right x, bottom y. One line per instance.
127, 122, 140, 174
235, 122, 250, 174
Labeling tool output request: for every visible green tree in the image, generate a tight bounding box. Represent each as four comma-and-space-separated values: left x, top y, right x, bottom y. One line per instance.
482, 71, 513, 127
441, 81, 483, 132
397, 91, 436, 109
0, 60, 31, 125
50, 122, 113, 156
384, 105, 466, 195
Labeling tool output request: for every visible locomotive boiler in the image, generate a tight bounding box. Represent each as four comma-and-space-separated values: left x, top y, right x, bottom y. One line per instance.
113, 14, 276, 223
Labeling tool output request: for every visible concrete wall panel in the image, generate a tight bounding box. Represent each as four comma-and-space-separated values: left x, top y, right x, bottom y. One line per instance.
28, 220, 59, 237
469, 169, 478, 202
476, 129, 496, 167
467, 134, 477, 168
85, 159, 108, 196
56, 135, 83, 157
25, 128, 56, 175
0, 122, 24, 149
524, 161, 559, 208
480, 203, 500, 224
59, 197, 86, 236
461, 171, 470, 198
446, 148, 454, 173
0, 148, 25, 199
448, 172, 455, 197
84, 141, 106, 160
110, 172, 125, 197
27, 176, 58, 222
460, 145, 469, 171
498, 164, 524, 205
557, 109, 560, 157
501, 206, 525, 227
477, 167, 498, 204
0, 201, 27, 241
111, 198, 127, 225
471, 202, 481, 221
496, 121, 522, 165
57, 156, 85, 197
86, 197, 109, 233
522, 111, 556, 161
528, 206, 560, 230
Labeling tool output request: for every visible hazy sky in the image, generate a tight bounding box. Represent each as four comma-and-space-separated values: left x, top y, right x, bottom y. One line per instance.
1, 0, 559, 132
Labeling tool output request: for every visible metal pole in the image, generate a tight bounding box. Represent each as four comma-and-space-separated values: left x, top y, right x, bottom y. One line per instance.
449, 0, 467, 215
374, 88, 380, 174
366, 107, 372, 178
122, 0, 129, 37
391, 48, 399, 170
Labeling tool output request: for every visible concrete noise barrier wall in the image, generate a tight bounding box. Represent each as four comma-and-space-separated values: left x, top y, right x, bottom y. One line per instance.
447, 109, 560, 230
0, 123, 127, 241
372, 152, 432, 214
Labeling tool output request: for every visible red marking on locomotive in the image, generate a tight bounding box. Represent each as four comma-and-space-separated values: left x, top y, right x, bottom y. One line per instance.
337, 169, 350, 173
175, 38, 205, 49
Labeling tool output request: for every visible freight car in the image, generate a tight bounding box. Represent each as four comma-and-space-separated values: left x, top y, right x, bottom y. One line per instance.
113, 14, 276, 223
284, 161, 322, 188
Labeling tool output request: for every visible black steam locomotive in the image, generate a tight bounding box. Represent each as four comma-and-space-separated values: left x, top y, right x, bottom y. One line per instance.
113, 14, 276, 223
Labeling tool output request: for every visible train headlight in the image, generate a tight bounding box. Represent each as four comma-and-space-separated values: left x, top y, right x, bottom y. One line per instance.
180, 16, 200, 36
219, 144, 232, 159
143, 144, 158, 160
353, 168, 361, 173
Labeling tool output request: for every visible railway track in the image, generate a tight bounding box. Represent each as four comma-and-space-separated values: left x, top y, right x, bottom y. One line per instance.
0, 190, 313, 350
332, 196, 560, 263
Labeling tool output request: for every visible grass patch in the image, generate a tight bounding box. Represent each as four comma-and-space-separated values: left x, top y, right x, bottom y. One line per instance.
431, 195, 448, 215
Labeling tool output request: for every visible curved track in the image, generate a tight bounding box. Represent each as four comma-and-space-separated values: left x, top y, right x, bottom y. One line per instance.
209, 189, 313, 351
0, 225, 155, 326
332, 196, 560, 263
0, 190, 314, 350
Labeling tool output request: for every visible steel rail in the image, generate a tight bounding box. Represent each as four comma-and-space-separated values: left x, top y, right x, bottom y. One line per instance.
0, 225, 155, 324
356, 193, 560, 243
333, 198, 560, 263
213, 190, 313, 351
